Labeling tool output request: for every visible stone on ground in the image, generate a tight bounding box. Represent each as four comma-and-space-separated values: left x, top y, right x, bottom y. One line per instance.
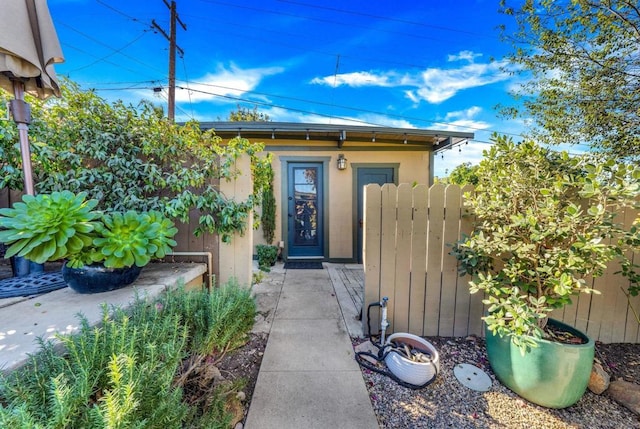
608, 379, 640, 415
588, 362, 610, 394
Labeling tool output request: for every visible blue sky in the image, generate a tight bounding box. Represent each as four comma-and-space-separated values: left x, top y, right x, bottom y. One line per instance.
48, 0, 529, 177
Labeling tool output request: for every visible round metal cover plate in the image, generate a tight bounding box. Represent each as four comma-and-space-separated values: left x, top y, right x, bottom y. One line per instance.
454, 363, 492, 391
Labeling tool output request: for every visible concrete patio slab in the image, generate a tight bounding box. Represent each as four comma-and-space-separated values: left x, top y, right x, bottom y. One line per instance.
275, 290, 341, 319
259, 318, 356, 372
0, 263, 206, 373
281, 269, 334, 292
245, 370, 378, 429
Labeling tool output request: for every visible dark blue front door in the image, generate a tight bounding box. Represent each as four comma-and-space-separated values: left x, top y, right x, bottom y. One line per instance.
287, 163, 324, 258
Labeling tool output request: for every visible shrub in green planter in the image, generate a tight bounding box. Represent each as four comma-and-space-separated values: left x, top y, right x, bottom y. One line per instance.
256, 244, 278, 272
451, 134, 640, 352
0, 191, 178, 269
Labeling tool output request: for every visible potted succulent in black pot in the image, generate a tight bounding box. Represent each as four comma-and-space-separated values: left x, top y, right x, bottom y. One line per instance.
0, 191, 178, 293
451, 135, 640, 408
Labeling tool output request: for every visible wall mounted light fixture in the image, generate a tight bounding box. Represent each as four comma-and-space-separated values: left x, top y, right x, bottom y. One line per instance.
337, 153, 347, 170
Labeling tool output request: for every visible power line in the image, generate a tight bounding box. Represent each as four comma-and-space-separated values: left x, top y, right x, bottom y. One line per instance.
196, 0, 473, 45
276, 0, 495, 39
180, 56, 196, 120
179, 16, 437, 71
58, 21, 165, 75
66, 31, 151, 73
60, 44, 162, 81
88, 78, 521, 136
175, 79, 519, 136
95, 0, 149, 27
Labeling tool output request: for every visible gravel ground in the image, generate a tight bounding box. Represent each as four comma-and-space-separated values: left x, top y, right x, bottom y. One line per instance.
354, 336, 640, 429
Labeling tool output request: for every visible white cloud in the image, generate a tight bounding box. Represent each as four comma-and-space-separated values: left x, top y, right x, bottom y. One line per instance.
310, 71, 398, 87
444, 106, 483, 121
437, 106, 491, 133
173, 63, 283, 103
311, 51, 511, 104
406, 61, 510, 104
262, 107, 416, 128
447, 50, 482, 62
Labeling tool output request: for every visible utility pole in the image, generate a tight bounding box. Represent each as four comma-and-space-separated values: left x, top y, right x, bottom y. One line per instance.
152, 0, 186, 122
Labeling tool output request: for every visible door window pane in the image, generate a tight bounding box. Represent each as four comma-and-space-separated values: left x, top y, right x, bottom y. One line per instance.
293, 167, 318, 246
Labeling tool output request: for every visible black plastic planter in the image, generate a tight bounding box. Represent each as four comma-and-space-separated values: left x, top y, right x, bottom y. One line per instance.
62, 263, 143, 294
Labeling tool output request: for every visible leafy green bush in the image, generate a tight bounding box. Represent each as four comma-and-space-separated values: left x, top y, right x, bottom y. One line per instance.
256, 244, 278, 272
0, 282, 256, 428
0, 82, 269, 243
131, 280, 256, 356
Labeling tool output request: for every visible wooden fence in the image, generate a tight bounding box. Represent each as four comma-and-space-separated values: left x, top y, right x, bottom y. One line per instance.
363, 183, 640, 344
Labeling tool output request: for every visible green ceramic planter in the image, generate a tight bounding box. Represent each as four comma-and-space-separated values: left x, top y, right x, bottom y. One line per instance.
485, 318, 594, 409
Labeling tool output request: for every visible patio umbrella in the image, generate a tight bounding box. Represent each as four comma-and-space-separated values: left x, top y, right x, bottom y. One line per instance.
0, 0, 64, 195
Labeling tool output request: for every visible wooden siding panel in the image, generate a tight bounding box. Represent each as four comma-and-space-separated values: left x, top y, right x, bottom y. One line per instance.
363, 184, 382, 335
424, 184, 445, 336
574, 278, 594, 334
594, 235, 619, 343
440, 185, 461, 336
448, 185, 470, 337
461, 186, 484, 336
409, 185, 428, 335
379, 184, 398, 333
393, 184, 412, 333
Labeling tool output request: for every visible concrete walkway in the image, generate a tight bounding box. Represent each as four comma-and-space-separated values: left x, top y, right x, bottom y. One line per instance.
246, 263, 378, 429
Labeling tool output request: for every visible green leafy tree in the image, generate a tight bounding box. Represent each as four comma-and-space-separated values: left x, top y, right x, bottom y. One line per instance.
499, 0, 640, 161
447, 162, 479, 186
451, 133, 640, 351
227, 104, 271, 122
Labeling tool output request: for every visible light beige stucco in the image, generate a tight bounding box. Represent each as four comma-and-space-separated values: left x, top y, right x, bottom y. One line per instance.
253, 143, 431, 261
218, 154, 253, 287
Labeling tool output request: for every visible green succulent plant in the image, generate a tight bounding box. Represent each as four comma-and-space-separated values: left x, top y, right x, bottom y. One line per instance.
0, 191, 100, 264
90, 211, 178, 269
0, 191, 178, 269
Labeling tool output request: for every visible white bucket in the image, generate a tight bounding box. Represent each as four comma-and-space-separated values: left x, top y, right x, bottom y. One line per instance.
384, 333, 440, 386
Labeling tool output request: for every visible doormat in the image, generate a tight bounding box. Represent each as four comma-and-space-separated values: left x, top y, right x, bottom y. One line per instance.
284, 261, 324, 270
0, 271, 67, 299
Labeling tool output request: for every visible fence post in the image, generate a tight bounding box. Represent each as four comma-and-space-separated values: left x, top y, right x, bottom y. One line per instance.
218, 153, 253, 287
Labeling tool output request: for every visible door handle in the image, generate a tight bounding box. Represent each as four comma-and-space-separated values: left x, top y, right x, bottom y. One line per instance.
359, 219, 363, 227
288, 214, 293, 218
